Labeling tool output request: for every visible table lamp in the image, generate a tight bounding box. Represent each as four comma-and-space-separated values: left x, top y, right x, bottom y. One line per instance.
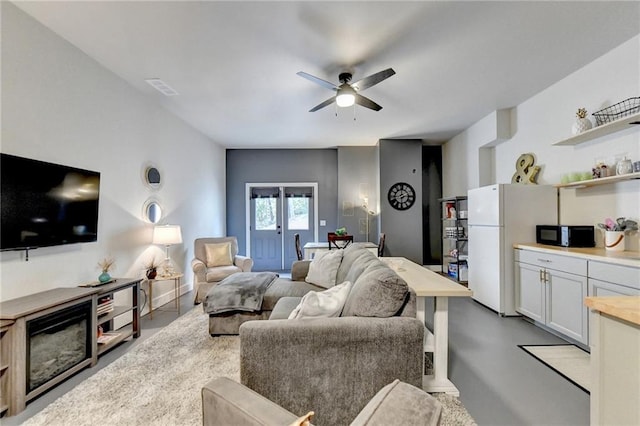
153, 224, 182, 277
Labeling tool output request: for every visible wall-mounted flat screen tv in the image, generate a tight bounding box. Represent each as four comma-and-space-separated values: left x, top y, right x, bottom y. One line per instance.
1, 153, 100, 250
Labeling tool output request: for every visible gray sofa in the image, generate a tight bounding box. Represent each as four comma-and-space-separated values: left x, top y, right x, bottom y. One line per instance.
203, 377, 442, 426
205, 243, 416, 335
238, 245, 426, 425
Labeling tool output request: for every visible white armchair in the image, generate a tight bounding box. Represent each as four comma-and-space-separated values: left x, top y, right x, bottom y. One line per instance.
191, 237, 253, 303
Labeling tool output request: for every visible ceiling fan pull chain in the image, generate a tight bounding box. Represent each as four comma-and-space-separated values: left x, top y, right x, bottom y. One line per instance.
353, 104, 357, 121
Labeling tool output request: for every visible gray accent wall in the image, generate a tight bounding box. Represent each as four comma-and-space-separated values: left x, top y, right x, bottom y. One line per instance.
337, 147, 379, 243
226, 149, 338, 255
379, 139, 423, 263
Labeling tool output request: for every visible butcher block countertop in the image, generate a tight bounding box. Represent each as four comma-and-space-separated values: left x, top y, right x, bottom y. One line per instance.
514, 243, 640, 268
585, 296, 640, 326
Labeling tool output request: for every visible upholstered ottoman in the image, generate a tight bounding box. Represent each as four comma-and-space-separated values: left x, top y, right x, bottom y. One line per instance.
203, 267, 324, 336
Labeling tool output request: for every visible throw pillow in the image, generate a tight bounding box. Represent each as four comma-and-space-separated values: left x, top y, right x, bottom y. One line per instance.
350, 380, 442, 426
341, 267, 408, 317
204, 242, 233, 267
305, 249, 343, 289
288, 281, 352, 319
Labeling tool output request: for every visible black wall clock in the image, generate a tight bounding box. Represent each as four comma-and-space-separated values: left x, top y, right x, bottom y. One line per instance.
387, 182, 416, 210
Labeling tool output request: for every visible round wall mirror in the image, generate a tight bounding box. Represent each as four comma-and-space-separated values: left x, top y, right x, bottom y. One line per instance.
143, 199, 163, 224
142, 163, 162, 190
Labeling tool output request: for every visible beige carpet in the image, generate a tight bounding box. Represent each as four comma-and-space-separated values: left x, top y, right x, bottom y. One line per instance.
24, 306, 476, 426
520, 344, 590, 392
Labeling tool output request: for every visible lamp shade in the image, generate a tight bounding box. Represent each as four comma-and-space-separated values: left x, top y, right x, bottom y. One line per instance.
153, 225, 182, 245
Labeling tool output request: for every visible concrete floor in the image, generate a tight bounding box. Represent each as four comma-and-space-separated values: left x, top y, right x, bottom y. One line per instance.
4, 290, 589, 425
447, 297, 589, 425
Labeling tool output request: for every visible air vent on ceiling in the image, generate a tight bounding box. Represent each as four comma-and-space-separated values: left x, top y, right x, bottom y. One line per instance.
145, 78, 179, 96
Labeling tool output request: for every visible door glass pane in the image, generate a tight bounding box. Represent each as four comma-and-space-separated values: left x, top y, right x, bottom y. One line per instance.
288, 198, 309, 230
255, 198, 277, 230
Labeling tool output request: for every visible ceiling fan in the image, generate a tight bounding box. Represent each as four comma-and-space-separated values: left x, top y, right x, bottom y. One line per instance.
297, 68, 396, 112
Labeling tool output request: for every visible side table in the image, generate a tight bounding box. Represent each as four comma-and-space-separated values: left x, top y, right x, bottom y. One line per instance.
145, 273, 183, 319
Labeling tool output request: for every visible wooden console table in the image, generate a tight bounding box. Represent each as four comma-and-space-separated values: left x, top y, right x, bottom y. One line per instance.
381, 257, 473, 396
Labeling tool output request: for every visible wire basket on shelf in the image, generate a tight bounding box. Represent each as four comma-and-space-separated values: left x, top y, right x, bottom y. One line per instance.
591, 97, 640, 126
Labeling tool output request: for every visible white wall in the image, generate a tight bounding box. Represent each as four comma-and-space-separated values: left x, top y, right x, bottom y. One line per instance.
443, 35, 640, 251
0, 3, 226, 303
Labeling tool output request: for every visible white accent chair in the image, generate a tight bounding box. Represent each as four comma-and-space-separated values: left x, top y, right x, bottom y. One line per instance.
191, 237, 253, 303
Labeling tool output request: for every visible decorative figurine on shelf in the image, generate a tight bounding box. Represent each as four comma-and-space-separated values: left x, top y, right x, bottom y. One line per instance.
571, 108, 593, 135
97, 257, 115, 283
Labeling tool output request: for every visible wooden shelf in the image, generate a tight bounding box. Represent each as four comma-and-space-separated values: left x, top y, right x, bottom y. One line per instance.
97, 305, 134, 326
553, 112, 640, 146
553, 113, 640, 146
97, 324, 134, 356
555, 172, 640, 188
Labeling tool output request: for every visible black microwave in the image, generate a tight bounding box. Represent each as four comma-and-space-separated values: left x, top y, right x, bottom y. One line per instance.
536, 225, 595, 247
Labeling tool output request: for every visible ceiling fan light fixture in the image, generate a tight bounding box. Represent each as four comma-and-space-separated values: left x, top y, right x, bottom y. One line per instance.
336, 87, 355, 107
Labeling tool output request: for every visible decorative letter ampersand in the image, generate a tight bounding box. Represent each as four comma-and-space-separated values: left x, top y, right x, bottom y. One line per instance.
511, 153, 540, 184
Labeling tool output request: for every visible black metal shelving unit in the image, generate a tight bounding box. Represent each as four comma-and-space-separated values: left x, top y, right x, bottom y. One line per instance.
439, 196, 468, 285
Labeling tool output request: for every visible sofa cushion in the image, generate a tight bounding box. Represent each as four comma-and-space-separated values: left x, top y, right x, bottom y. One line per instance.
305, 249, 343, 289
350, 379, 442, 426
205, 242, 233, 267
269, 297, 302, 320
336, 245, 377, 284
261, 279, 324, 311
341, 267, 409, 317
288, 281, 352, 319
206, 265, 242, 282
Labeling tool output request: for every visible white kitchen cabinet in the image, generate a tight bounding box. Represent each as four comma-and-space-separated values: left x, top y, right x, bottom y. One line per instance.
585, 296, 640, 426
515, 249, 589, 344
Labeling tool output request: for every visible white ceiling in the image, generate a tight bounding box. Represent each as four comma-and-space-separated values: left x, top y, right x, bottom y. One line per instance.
13, 1, 640, 149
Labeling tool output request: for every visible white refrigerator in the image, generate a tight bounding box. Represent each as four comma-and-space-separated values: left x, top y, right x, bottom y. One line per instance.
467, 184, 557, 315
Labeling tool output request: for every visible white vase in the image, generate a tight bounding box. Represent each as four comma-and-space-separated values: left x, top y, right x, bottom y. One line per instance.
571, 118, 592, 135
604, 231, 625, 251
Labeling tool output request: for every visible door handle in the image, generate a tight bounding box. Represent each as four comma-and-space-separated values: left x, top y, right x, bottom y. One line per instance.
539, 269, 544, 283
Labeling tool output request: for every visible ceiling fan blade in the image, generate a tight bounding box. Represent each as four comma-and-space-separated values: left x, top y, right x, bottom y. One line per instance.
354, 94, 382, 111
297, 71, 338, 91
309, 96, 336, 112
352, 68, 396, 91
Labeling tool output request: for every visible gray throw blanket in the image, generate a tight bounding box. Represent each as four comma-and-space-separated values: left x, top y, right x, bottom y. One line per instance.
203, 272, 279, 314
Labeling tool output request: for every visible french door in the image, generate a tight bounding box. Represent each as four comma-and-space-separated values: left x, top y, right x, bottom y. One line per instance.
247, 183, 317, 271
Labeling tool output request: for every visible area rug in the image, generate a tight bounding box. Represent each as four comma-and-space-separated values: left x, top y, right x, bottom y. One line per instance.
24, 307, 476, 426
519, 344, 590, 393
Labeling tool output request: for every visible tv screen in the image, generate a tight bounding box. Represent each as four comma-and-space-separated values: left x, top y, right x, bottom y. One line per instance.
1, 153, 100, 250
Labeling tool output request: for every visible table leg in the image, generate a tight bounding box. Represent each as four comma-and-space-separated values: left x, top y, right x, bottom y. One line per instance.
175, 277, 180, 315
148, 280, 153, 320
422, 296, 459, 396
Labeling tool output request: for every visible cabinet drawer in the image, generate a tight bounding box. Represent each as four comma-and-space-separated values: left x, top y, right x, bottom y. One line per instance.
588, 261, 640, 290
516, 249, 587, 276
589, 278, 640, 297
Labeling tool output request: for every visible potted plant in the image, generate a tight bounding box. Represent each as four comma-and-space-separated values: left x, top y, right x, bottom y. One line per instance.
145, 258, 159, 279
97, 257, 115, 283
597, 217, 638, 251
